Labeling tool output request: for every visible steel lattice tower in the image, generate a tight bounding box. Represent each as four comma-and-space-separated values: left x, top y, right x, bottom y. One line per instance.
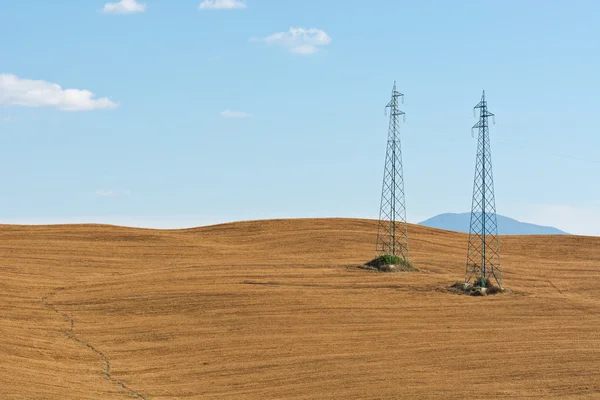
376, 81, 409, 260
465, 91, 502, 287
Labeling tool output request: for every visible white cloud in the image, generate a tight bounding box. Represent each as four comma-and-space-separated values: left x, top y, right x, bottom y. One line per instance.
254, 27, 332, 55
220, 109, 252, 118
96, 190, 118, 197
102, 0, 146, 14
199, 0, 247, 9
0, 74, 119, 111
1, 116, 14, 122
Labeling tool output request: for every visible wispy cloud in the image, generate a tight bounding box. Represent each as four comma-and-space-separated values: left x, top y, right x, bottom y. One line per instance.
96, 190, 118, 197
1, 116, 14, 122
96, 189, 132, 197
0, 74, 119, 111
199, 0, 247, 10
102, 0, 146, 14
220, 109, 252, 118
252, 27, 332, 55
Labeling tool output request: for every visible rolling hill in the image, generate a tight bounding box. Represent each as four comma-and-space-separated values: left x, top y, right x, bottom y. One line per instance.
419, 212, 568, 235
1, 218, 599, 399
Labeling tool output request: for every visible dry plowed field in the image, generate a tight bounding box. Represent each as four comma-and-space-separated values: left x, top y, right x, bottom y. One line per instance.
2, 218, 600, 399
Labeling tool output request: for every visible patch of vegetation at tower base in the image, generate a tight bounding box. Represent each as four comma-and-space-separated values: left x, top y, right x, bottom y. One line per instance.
360, 255, 420, 273
448, 278, 507, 296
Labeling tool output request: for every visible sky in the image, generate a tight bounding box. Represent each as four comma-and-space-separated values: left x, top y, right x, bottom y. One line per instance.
1, 0, 600, 235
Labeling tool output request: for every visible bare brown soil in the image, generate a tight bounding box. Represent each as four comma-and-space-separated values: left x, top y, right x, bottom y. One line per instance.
1, 218, 600, 399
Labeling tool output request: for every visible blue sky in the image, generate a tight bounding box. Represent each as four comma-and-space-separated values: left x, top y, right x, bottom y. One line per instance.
1, 0, 600, 235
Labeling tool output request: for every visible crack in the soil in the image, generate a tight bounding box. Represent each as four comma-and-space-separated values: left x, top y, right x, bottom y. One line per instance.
41, 288, 149, 400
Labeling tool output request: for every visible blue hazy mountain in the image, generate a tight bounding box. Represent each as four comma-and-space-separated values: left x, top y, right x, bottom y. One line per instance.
418, 213, 569, 235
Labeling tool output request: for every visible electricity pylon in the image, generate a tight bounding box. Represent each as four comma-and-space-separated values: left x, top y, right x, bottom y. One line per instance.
465, 91, 502, 287
376, 81, 409, 261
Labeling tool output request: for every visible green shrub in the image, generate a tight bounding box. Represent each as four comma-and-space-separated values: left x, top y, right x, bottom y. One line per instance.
475, 276, 488, 288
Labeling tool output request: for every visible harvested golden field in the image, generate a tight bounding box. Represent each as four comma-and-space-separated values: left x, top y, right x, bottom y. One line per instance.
1, 218, 600, 399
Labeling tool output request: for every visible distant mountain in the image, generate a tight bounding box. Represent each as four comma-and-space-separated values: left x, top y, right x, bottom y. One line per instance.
418, 213, 569, 235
